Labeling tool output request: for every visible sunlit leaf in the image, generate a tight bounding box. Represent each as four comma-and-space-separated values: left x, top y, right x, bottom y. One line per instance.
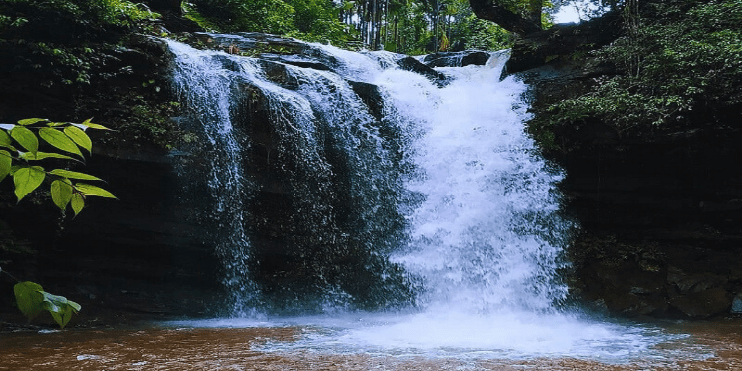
41, 297, 61, 313
17, 118, 47, 126
50, 169, 102, 181
42, 291, 68, 309
0, 123, 15, 131
0, 150, 10, 182
0, 130, 13, 148
39, 128, 83, 157
80, 118, 111, 130
64, 126, 92, 153
74, 183, 116, 198
51, 180, 73, 210
10, 126, 38, 155
13, 166, 46, 201
20, 151, 77, 161
68, 300, 81, 312
71, 193, 85, 216
13, 281, 45, 320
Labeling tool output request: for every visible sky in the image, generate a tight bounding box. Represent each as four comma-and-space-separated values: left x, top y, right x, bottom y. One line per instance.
552, 0, 608, 24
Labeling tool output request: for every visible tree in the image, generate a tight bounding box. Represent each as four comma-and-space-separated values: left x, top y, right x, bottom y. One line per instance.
469, 0, 626, 35
529, 0, 742, 152
468, 0, 543, 34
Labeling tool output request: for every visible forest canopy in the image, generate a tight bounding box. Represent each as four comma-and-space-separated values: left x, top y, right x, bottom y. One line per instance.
187, 0, 516, 52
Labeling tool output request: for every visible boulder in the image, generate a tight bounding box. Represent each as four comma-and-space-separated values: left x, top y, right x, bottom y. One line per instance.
396, 56, 448, 86
422, 51, 491, 67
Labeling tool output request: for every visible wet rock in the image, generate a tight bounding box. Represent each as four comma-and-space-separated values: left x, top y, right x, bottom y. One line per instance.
257, 60, 300, 89
348, 81, 384, 120
731, 293, 742, 313
422, 51, 491, 67
667, 267, 728, 294
261, 54, 332, 71
396, 56, 448, 86
669, 287, 731, 318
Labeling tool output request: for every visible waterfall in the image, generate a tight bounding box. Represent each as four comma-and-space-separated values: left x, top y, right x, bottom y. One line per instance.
166, 35, 570, 316
168, 40, 258, 315
164, 34, 679, 360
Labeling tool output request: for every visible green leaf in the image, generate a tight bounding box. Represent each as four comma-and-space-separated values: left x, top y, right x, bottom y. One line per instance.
71, 193, 85, 216
17, 118, 47, 126
51, 179, 73, 210
13, 166, 46, 201
80, 118, 111, 130
39, 128, 83, 157
20, 151, 77, 161
41, 292, 77, 329
67, 300, 81, 312
0, 130, 13, 148
74, 183, 116, 198
10, 126, 39, 155
50, 169, 102, 181
50, 305, 75, 329
0, 150, 10, 182
13, 281, 45, 321
41, 297, 61, 313
42, 291, 68, 309
64, 126, 92, 153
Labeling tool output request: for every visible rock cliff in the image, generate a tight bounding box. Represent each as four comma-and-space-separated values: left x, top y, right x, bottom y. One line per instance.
508, 14, 742, 318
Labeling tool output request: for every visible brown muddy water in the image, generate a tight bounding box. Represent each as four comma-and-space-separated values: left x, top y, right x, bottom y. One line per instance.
1, 319, 742, 370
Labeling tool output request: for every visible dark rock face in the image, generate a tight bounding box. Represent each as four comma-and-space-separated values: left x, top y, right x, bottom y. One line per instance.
510, 16, 742, 319
557, 110, 742, 319
0, 34, 224, 321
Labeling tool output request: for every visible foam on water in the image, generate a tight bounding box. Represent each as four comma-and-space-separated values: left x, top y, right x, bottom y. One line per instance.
165, 312, 691, 363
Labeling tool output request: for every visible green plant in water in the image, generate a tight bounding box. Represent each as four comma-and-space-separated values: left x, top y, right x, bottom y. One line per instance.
0, 118, 116, 215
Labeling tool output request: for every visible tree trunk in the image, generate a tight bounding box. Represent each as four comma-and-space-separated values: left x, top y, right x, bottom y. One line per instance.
528, 0, 543, 25
468, 0, 542, 35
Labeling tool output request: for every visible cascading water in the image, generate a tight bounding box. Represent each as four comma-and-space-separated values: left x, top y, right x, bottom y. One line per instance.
168, 40, 258, 315
165, 34, 678, 360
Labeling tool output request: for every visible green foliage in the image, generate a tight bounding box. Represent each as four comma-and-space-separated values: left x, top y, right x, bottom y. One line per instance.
0, 118, 116, 216
533, 0, 742, 151
451, 13, 512, 51
0, 0, 159, 42
188, 0, 511, 51
182, 1, 220, 32
286, 0, 349, 44
0, 0, 160, 87
191, 0, 296, 35
13, 280, 81, 329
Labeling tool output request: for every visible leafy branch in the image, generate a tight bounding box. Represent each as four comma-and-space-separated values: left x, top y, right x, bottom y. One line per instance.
1, 266, 81, 329
0, 118, 116, 216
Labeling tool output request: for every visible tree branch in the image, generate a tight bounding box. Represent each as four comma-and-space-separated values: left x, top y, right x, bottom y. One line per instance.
469, 0, 542, 35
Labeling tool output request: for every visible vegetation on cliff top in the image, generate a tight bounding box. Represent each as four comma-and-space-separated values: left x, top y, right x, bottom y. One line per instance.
530, 0, 742, 152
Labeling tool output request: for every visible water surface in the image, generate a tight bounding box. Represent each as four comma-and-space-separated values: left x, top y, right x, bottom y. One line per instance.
1, 319, 741, 370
